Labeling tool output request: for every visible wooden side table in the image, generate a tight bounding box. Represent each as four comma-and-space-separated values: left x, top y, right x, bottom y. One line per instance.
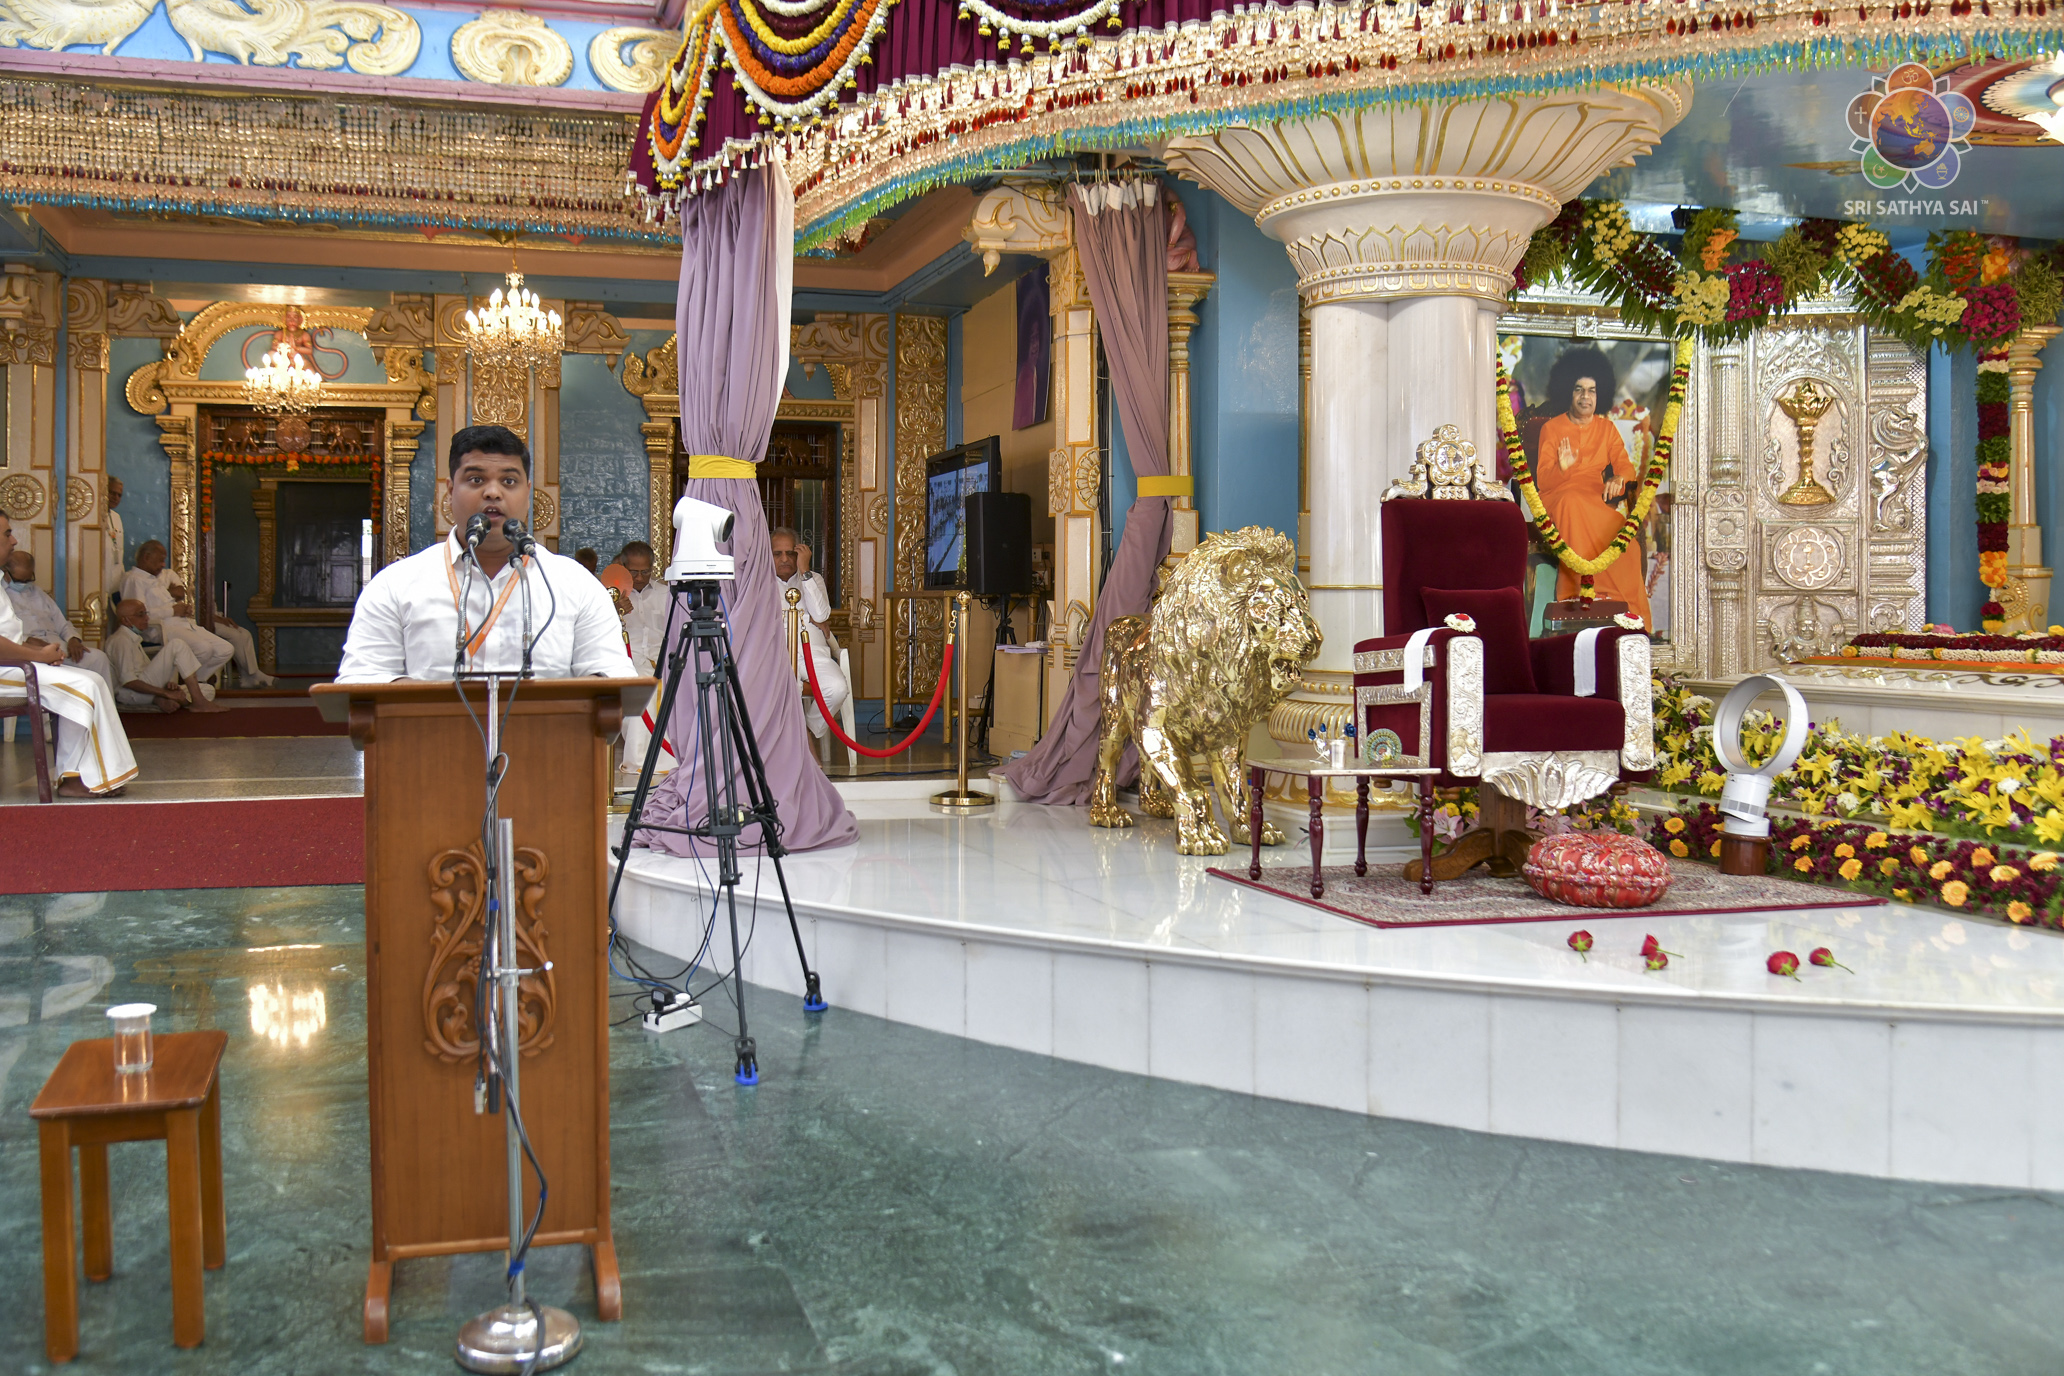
32, 1030, 228, 1363
1245, 757, 1441, 899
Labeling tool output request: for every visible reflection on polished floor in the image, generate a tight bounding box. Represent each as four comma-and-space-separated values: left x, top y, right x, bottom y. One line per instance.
6, 882, 2064, 1374
0, 736, 366, 806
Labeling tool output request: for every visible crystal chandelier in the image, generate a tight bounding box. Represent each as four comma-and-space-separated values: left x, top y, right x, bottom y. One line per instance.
465, 261, 564, 372
243, 346, 324, 415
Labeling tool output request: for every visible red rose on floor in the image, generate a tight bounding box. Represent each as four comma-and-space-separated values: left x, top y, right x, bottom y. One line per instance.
1767, 950, 1802, 980
1645, 951, 1669, 971
1568, 930, 1593, 960
1640, 933, 1681, 959
1809, 946, 1853, 973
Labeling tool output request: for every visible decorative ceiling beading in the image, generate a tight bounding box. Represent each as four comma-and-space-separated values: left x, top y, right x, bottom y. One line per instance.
0, 80, 665, 244
631, 0, 2064, 243
590, 25, 676, 93
451, 9, 574, 86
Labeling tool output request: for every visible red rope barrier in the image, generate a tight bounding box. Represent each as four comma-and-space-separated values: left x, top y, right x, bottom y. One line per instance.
803, 638, 954, 759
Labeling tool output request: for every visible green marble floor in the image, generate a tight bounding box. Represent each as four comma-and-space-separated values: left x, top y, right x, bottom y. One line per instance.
4, 884, 2064, 1375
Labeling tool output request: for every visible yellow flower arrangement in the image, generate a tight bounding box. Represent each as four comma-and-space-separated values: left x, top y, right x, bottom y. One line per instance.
1709, 841, 1721, 858
1791, 835, 1813, 852
2010, 901, 2036, 923
1835, 224, 1889, 265
1794, 856, 1814, 873
1941, 880, 1970, 907
1878, 857, 1900, 876
1973, 846, 1996, 868
1664, 816, 1686, 835
1670, 839, 1689, 858
1930, 860, 1955, 880
1864, 833, 1889, 850
2033, 852, 2061, 873
1991, 865, 2021, 883
1911, 845, 1931, 866
1834, 843, 1855, 859
1839, 858, 1863, 881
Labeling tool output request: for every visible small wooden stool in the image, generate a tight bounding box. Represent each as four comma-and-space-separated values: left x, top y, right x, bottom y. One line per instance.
31, 1030, 228, 1363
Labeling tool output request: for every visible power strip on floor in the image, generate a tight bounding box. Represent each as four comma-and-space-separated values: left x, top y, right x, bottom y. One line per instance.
641, 990, 703, 1033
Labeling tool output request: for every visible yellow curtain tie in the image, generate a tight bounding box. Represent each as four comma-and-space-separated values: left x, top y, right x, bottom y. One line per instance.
689, 454, 758, 479
1136, 475, 1192, 498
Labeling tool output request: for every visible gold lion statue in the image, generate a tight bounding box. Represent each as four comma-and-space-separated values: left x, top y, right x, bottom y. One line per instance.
1088, 526, 1322, 855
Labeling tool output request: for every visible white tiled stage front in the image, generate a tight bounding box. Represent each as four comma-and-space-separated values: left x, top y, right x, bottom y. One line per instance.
615, 789, 2064, 1191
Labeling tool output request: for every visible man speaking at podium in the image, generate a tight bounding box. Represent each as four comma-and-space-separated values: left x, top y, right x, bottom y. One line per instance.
337, 425, 635, 683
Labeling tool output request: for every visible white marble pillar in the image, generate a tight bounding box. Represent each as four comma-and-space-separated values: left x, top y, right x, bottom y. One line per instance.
1165, 87, 1690, 763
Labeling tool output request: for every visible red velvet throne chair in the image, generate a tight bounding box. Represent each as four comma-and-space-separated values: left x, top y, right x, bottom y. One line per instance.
1352, 430, 1654, 881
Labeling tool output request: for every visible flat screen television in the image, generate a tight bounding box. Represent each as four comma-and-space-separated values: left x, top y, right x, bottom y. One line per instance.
924, 437, 1002, 590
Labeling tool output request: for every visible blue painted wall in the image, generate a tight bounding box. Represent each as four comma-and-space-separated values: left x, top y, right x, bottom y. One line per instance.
107, 336, 168, 566
1178, 182, 1301, 547
784, 360, 836, 399
1926, 344, 1979, 630
197, 324, 384, 382
557, 353, 652, 564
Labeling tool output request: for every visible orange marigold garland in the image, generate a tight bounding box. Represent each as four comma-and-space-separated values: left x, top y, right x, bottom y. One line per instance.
1497, 337, 1692, 600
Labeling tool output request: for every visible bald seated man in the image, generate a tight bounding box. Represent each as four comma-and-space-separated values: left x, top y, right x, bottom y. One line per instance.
4, 550, 115, 695
120, 541, 276, 689
0, 514, 136, 796
107, 598, 229, 713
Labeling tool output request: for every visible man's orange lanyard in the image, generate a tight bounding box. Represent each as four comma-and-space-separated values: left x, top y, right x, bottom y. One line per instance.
443, 543, 528, 662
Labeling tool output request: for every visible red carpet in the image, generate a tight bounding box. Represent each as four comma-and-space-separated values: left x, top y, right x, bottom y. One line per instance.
118, 706, 346, 738
0, 795, 363, 894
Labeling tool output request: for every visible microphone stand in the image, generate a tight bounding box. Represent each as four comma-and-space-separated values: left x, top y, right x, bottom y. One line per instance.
455, 533, 581, 1374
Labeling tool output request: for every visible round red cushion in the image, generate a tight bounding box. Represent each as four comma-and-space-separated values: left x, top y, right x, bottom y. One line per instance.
1522, 831, 1673, 908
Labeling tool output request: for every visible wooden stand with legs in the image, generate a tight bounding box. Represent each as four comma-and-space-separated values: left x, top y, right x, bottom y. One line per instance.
313, 678, 652, 1343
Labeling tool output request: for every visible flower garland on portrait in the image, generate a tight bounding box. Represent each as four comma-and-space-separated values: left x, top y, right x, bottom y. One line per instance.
1512, 207, 2064, 354
199, 451, 382, 537
1495, 337, 1690, 598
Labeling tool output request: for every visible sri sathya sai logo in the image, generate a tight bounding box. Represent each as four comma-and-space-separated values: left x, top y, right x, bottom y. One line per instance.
1848, 63, 1977, 190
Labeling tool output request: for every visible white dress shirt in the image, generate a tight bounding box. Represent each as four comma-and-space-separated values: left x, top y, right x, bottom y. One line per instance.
622, 579, 671, 674
119, 566, 183, 626
336, 532, 637, 682
104, 507, 125, 595
781, 572, 836, 656
6, 579, 82, 647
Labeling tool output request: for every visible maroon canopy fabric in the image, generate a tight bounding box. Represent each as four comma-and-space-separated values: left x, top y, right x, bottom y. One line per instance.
997, 183, 1172, 806
643, 163, 859, 854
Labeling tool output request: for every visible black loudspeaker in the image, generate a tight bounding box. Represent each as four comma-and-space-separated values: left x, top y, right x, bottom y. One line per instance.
964, 491, 1033, 596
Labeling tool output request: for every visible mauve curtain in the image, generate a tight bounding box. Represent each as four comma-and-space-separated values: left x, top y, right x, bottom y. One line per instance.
643, 163, 860, 854
997, 184, 1171, 805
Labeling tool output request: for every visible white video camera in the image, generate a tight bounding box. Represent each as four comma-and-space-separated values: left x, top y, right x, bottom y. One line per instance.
665, 495, 736, 582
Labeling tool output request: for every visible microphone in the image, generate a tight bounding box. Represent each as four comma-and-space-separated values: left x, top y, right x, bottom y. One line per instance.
463, 513, 490, 551
501, 518, 539, 558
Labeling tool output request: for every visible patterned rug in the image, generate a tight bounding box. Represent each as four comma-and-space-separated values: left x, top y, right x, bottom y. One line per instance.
1207, 859, 1887, 929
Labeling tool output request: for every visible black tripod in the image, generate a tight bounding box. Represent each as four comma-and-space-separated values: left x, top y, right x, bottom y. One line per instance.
607, 578, 825, 1086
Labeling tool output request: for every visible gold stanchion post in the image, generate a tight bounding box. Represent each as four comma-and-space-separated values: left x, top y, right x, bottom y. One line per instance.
932, 591, 994, 811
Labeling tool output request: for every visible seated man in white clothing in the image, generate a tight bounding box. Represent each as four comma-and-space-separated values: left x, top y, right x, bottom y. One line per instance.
107, 599, 228, 713
613, 540, 673, 779
0, 515, 136, 797
4, 551, 115, 694
770, 526, 846, 742
119, 541, 275, 688
336, 424, 634, 683
121, 541, 232, 681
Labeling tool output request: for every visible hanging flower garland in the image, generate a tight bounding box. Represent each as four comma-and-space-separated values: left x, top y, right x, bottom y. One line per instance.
199, 451, 382, 536
1496, 338, 1692, 600
1976, 350, 2012, 630
1514, 206, 2064, 353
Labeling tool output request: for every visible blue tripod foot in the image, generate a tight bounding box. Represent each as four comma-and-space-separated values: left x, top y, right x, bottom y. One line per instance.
734, 1036, 759, 1086
803, 973, 827, 1013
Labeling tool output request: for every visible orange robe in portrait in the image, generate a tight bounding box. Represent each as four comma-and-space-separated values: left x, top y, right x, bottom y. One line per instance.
1534, 414, 1651, 626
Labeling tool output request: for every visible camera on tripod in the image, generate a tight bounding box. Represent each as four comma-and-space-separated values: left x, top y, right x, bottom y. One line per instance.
665, 495, 737, 582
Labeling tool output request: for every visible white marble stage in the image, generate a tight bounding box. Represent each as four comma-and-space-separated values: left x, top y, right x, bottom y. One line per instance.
1696, 665, 2064, 743
614, 786, 2064, 1192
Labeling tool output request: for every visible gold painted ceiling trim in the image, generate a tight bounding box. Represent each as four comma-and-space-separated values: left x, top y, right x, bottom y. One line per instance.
452, 8, 573, 86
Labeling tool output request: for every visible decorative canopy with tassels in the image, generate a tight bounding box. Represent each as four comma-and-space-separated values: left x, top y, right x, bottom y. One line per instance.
631, 0, 2064, 245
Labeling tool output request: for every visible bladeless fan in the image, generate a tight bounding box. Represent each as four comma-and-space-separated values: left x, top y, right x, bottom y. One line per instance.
1711, 674, 1810, 876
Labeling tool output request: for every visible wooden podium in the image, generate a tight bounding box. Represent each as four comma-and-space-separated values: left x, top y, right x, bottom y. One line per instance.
312, 676, 655, 1343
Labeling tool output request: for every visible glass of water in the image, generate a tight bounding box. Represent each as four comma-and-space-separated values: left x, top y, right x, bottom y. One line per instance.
107, 1003, 156, 1075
